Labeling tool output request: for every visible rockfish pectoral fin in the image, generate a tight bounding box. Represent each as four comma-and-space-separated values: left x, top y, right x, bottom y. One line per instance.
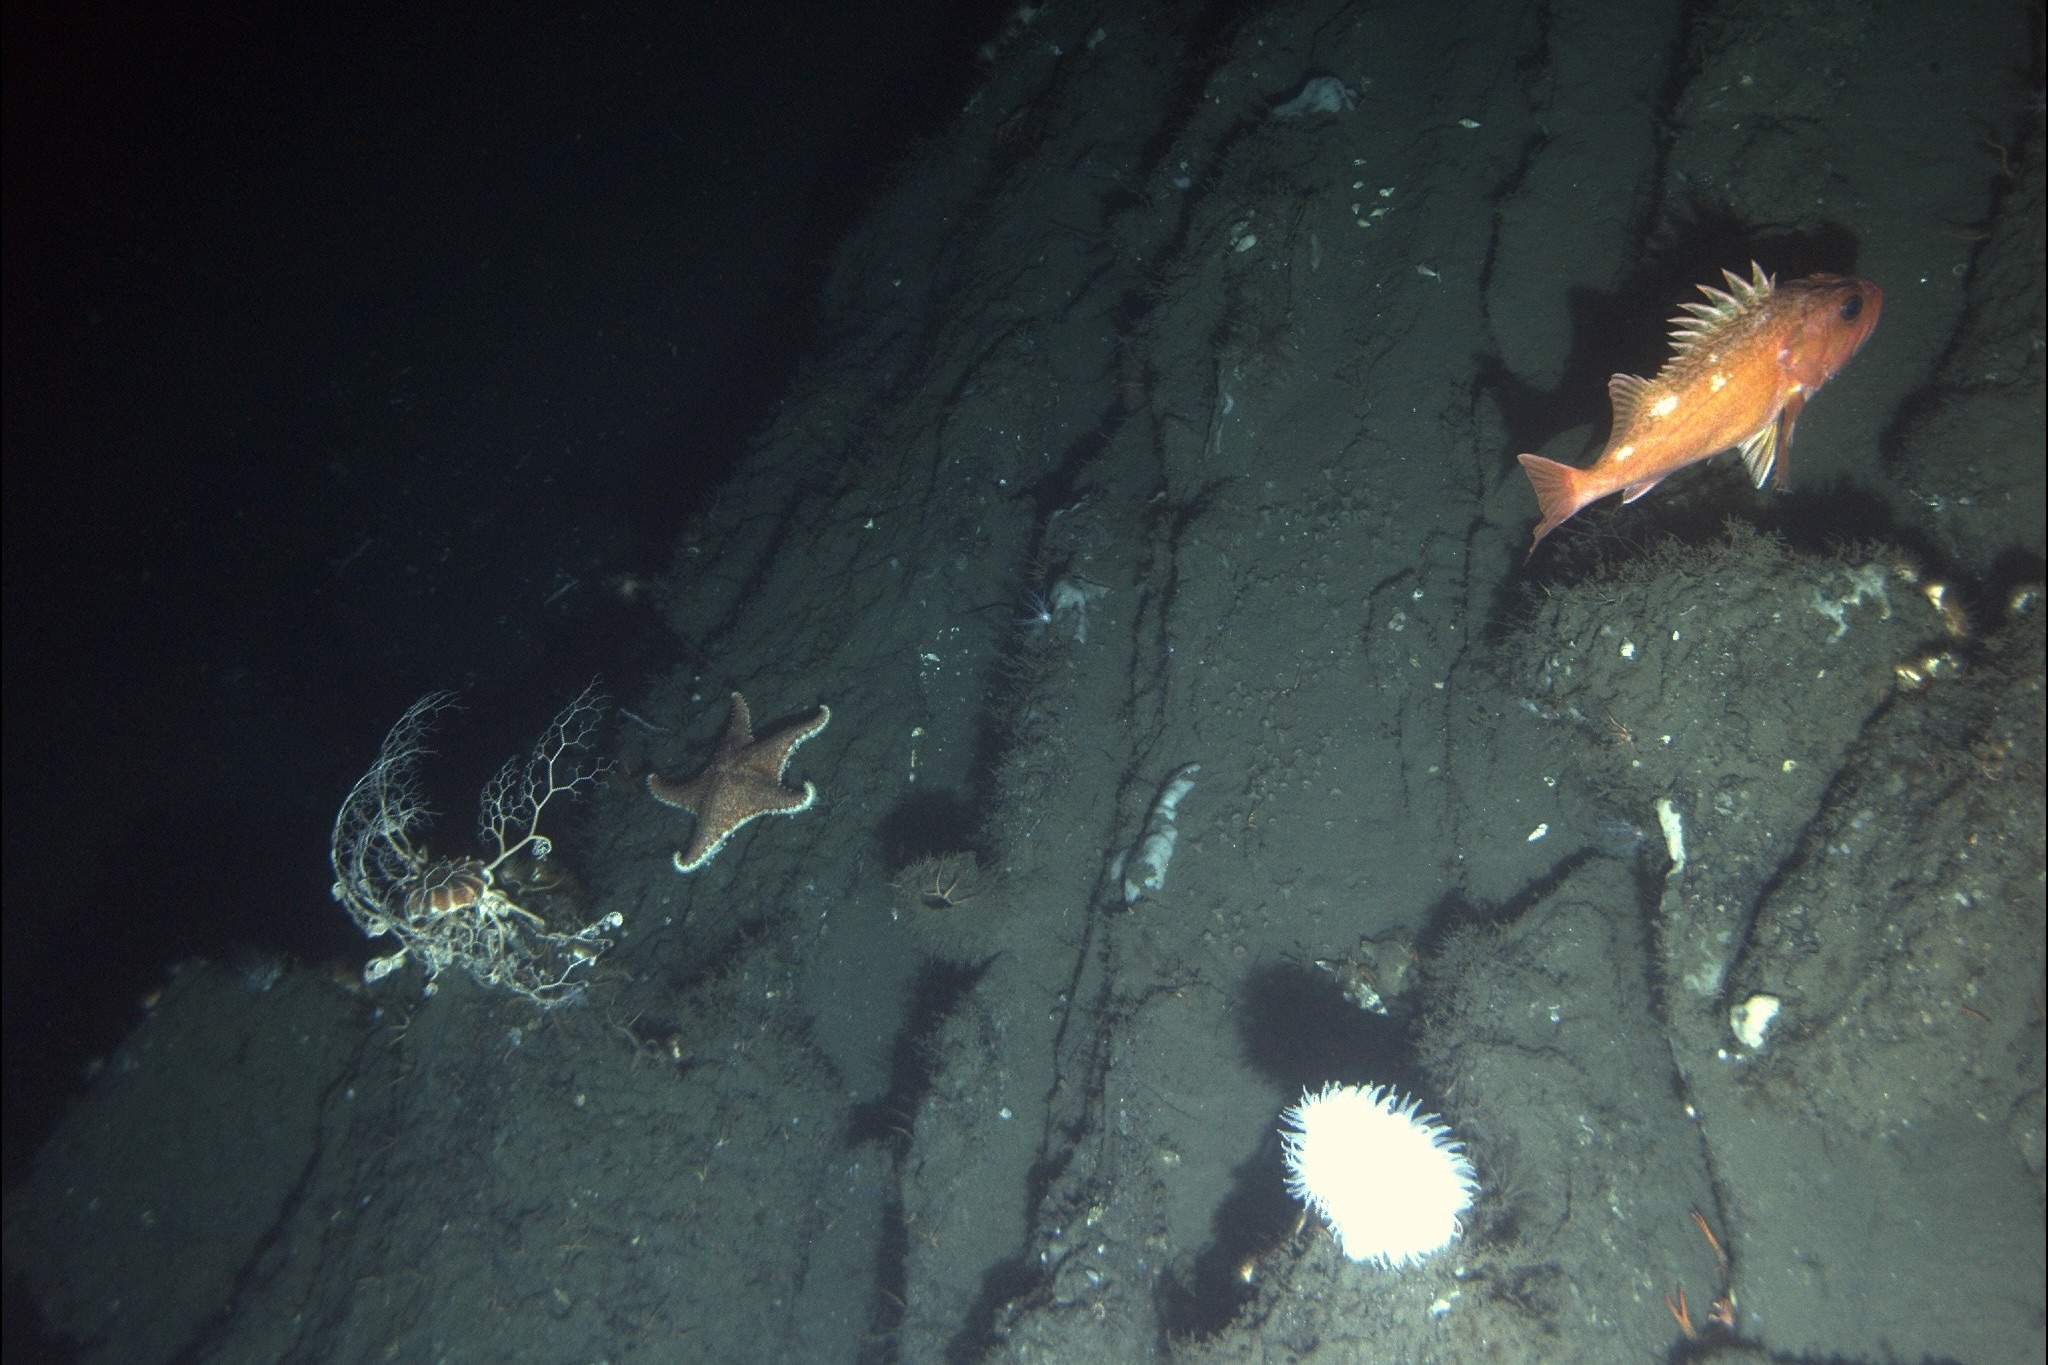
1737, 419, 1783, 489
1774, 391, 1808, 484
1518, 453, 1593, 553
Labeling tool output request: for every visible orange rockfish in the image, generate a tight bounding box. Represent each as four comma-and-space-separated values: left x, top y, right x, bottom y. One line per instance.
1518, 262, 1882, 552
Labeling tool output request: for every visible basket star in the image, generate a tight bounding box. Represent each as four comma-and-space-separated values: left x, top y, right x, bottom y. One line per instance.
647, 692, 831, 873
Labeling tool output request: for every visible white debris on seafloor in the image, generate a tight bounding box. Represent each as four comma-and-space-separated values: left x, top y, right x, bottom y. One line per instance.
1730, 993, 1782, 1050
1810, 563, 1892, 641
1118, 762, 1200, 903
1655, 797, 1686, 874
1270, 76, 1357, 118
1660, 797, 1727, 998
1049, 576, 1107, 644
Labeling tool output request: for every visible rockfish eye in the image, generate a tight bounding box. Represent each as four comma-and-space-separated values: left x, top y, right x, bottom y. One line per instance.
1839, 293, 1864, 322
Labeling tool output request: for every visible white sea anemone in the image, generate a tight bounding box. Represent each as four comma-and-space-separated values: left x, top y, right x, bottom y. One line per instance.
1280, 1082, 1478, 1268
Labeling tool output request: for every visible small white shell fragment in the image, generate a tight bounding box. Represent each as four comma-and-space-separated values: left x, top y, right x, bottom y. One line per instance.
1730, 994, 1781, 1050
1234, 234, 1258, 252
1457, 118, 1481, 129
1527, 823, 1549, 842
1656, 797, 1686, 874
1621, 640, 1636, 659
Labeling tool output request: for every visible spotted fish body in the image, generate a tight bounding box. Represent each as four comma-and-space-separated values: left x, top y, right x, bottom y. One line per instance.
1518, 262, 1883, 552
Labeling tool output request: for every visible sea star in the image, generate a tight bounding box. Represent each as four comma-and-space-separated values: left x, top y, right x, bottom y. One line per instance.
647, 692, 830, 873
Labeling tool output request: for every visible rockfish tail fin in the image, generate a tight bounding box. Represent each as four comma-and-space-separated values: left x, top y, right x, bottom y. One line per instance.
1517, 453, 1594, 553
